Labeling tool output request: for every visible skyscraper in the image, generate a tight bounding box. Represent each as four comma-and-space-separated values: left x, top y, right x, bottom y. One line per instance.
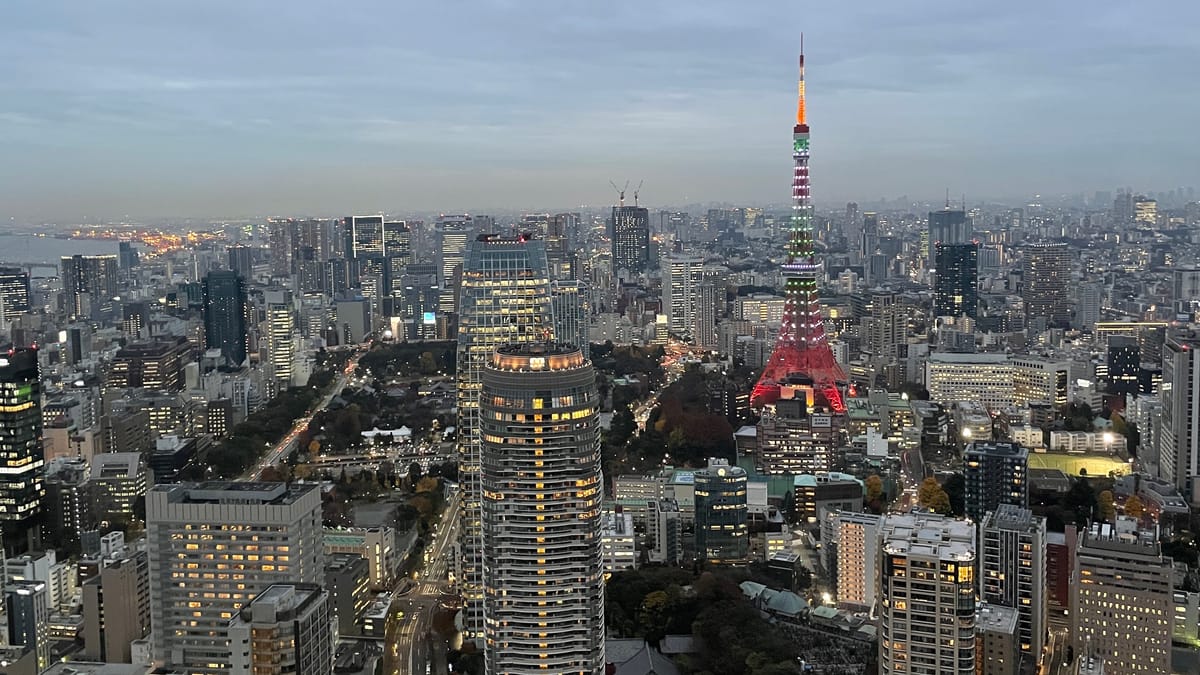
933, 242, 979, 319
456, 234, 553, 639
383, 220, 411, 263
438, 215, 471, 313
1021, 243, 1072, 328
980, 505, 1046, 664
227, 245, 255, 280
610, 205, 650, 276
878, 512, 976, 675
1072, 518, 1172, 675
664, 255, 705, 339
203, 270, 248, 367
752, 48, 847, 412
927, 208, 970, 267
147, 482, 324, 674
861, 211, 879, 263
479, 343, 605, 673
118, 240, 140, 269
964, 441, 1029, 523
694, 281, 720, 350
693, 459, 749, 564
0, 267, 31, 320
1159, 330, 1200, 493
60, 254, 118, 318
346, 215, 385, 258
551, 280, 590, 358
0, 347, 43, 553
844, 201, 861, 260
265, 290, 295, 390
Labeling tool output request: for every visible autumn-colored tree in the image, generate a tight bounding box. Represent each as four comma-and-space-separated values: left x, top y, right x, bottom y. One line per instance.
866, 475, 884, 503
307, 439, 321, 454
293, 463, 313, 481
1124, 495, 1145, 518
1098, 490, 1116, 521
918, 477, 952, 515
416, 476, 440, 494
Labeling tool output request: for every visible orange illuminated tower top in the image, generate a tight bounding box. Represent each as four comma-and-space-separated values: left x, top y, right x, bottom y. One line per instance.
796, 34, 806, 127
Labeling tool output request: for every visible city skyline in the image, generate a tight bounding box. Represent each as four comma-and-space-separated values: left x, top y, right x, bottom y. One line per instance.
3, 1, 1198, 220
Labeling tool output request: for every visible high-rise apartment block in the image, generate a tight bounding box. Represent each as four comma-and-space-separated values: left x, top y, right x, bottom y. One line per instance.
693, 458, 749, 564
228, 583, 333, 675
456, 234, 552, 638
1159, 330, 1200, 496
878, 513, 976, 675
147, 482, 324, 674
610, 205, 650, 277
0, 347, 43, 552
1021, 243, 1072, 327
203, 270, 248, 367
979, 505, 1046, 663
964, 441, 1029, 523
479, 344, 605, 674
832, 511, 880, 611
1072, 518, 1172, 675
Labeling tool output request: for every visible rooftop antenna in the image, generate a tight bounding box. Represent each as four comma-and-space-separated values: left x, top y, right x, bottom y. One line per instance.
633, 180, 644, 207
609, 180, 629, 208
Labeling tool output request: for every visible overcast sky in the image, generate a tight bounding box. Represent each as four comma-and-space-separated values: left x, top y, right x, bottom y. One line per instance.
2, 1, 1197, 221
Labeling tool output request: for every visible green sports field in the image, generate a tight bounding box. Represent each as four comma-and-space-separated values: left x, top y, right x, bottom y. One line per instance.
1028, 453, 1131, 477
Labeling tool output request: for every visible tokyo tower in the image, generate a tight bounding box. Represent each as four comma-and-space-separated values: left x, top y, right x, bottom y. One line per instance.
750, 42, 848, 412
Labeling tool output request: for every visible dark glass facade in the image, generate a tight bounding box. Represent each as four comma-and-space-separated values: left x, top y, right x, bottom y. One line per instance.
934, 243, 979, 319
0, 347, 43, 551
202, 271, 248, 367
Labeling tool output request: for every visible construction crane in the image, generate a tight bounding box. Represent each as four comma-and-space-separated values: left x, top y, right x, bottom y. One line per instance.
609, 180, 629, 208
633, 180, 644, 207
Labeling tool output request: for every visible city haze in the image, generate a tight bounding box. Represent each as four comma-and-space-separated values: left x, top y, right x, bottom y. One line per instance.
2, 0, 1198, 220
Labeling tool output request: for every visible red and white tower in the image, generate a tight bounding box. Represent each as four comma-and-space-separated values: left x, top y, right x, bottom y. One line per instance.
751, 43, 848, 412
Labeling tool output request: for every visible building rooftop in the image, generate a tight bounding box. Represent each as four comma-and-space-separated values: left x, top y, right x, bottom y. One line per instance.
1081, 516, 1161, 556
983, 504, 1039, 531
881, 512, 975, 562
90, 452, 143, 480
964, 440, 1029, 459
977, 602, 1019, 634
928, 352, 1010, 364
152, 481, 316, 506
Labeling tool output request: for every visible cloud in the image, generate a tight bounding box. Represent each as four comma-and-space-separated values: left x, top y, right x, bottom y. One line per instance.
0, 0, 1198, 219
